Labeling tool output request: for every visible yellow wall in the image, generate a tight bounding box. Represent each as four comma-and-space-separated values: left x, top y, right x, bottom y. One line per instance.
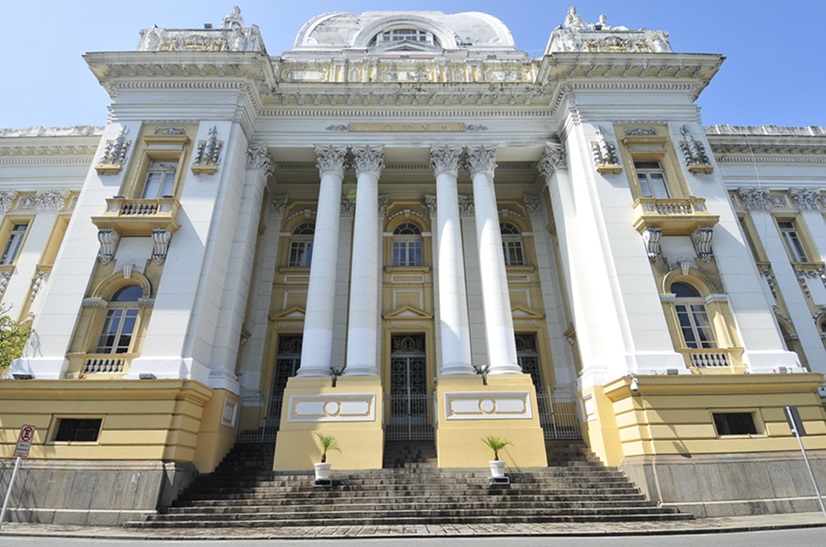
583, 373, 826, 466
0, 379, 234, 473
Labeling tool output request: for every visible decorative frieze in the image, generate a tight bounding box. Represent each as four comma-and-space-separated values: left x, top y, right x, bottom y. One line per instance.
0, 271, 12, 298
35, 189, 71, 212
642, 227, 662, 262
95, 128, 131, 175
789, 188, 823, 211
191, 126, 223, 175
378, 195, 389, 217
30, 269, 48, 301
458, 195, 475, 216
591, 127, 621, 174
424, 194, 437, 217
678, 125, 713, 174
736, 187, 769, 211
97, 228, 120, 265
692, 227, 715, 262
759, 266, 778, 300
523, 195, 543, 216
0, 190, 18, 213
340, 197, 356, 217
151, 228, 172, 265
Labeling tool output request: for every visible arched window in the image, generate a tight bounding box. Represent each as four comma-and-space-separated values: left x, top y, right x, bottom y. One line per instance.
288, 223, 314, 267
672, 282, 716, 349
95, 285, 142, 354
392, 222, 423, 266
369, 28, 439, 47
501, 223, 525, 266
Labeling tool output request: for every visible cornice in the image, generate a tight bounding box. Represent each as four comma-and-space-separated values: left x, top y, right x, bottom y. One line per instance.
259, 107, 552, 118
547, 81, 699, 117
715, 155, 826, 165
266, 88, 547, 108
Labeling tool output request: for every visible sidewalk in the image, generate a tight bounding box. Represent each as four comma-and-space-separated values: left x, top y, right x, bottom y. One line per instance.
2, 512, 826, 539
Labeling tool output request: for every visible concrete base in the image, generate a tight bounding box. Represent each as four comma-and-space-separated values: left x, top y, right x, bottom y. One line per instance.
273, 375, 384, 471
435, 374, 547, 468
621, 450, 826, 517
0, 459, 197, 525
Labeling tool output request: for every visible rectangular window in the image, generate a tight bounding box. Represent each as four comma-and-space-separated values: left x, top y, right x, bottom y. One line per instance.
142, 160, 178, 199
675, 302, 716, 349
392, 240, 423, 266
778, 221, 808, 262
1, 223, 28, 265
634, 161, 670, 198
96, 308, 139, 353
502, 240, 525, 266
713, 412, 757, 436
54, 418, 102, 442
288, 241, 313, 267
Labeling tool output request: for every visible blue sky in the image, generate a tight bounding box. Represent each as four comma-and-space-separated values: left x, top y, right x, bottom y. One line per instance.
2, 1, 824, 129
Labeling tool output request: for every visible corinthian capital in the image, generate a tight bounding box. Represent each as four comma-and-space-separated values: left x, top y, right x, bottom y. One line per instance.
430, 145, 462, 177
465, 145, 497, 176
538, 140, 567, 180
352, 145, 384, 176
315, 145, 348, 177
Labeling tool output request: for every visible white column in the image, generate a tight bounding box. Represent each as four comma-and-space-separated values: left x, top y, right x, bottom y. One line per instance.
297, 146, 347, 377
466, 146, 520, 374
431, 145, 473, 375
344, 146, 383, 376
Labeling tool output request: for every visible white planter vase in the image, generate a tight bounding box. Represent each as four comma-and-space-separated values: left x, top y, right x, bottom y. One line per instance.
314, 462, 332, 481
489, 460, 506, 478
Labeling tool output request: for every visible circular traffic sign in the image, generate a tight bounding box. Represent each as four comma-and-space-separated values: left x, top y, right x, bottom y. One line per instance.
19, 425, 35, 443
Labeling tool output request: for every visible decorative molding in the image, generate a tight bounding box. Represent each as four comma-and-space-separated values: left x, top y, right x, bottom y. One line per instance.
789, 188, 823, 211
246, 143, 272, 173
30, 269, 48, 301
736, 187, 769, 211
35, 189, 72, 212
0, 271, 12, 298
538, 139, 567, 180
97, 228, 120, 265
270, 194, 289, 215
314, 145, 348, 177
340, 197, 356, 217
678, 125, 713, 174
429, 145, 462, 177
151, 228, 172, 264
81, 297, 107, 309
0, 190, 18, 213
642, 227, 662, 262
591, 127, 621, 174
0, 125, 103, 138
458, 194, 475, 216
692, 226, 714, 262
523, 195, 543, 216
424, 194, 437, 217
378, 195, 389, 217
191, 126, 223, 175
465, 145, 497, 176
625, 128, 657, 136
352, 145, 384, 176
96, 127, 131, 175
443, 391, 533, 420
286, 394, 376, 423
759, 266, 778, 300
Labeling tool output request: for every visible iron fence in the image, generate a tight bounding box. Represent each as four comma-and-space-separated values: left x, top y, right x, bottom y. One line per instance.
536, 389, 582, 440
236, 394, 282, 443
386, 393, 433, 441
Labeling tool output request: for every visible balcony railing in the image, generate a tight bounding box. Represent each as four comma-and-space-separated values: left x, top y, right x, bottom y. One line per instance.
91, 196, 181, 236
632, 197, 719, 235
679, 348, 746, 374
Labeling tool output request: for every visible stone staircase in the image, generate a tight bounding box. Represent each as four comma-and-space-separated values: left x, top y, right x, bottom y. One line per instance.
124, 440, 691, 528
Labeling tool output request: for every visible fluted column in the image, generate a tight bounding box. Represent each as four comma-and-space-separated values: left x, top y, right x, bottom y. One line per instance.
345, 145, 384, 376
297, 146, 347, 377
431, 145, 474, 375
467, 146, 521, 374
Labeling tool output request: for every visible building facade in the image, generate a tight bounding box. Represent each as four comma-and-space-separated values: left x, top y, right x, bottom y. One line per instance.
1, 7, 825, 523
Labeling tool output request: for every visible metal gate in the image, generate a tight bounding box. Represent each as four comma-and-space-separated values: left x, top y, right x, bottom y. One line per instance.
387, 334, 432, 440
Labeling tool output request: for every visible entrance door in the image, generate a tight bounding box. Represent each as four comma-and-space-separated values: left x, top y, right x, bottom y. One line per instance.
387, 334, 431, 440
267, 335, 302, 433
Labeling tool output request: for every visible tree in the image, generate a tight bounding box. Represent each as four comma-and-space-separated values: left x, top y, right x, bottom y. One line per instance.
0, 312, 31, 371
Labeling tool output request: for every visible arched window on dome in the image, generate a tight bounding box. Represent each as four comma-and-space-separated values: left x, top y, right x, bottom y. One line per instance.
500, 222, 525, 266
671, 282, 716, 349
95, 285, 143, 354
392, 222, 423, 266
288, 223, 314, 267
369, 28, 440, 48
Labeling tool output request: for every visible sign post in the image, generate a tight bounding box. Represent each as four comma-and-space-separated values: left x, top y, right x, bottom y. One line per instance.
785, 406, 826, 518
1, 424, 36, 529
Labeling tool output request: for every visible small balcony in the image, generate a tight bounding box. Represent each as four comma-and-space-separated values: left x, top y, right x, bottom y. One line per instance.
91, 196, 181, 237
679, 347, 746, 374
65, 352, 136, 378
632, 197, 719, 236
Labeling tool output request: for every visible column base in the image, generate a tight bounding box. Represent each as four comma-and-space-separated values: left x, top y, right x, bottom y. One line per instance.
435, 374, 547, 468
273, 376, 384, 471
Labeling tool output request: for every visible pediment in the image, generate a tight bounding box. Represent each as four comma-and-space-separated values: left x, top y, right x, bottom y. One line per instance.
383, 304, 433, 320
511, 305, 544, 319
270, 306, 305, 320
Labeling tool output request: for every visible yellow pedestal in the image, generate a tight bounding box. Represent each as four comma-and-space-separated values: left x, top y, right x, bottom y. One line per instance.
435, 374, 547, 468
273, 375, 384, 471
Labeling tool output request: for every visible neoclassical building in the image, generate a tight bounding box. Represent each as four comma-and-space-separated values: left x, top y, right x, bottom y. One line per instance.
1, 7, 825, 523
